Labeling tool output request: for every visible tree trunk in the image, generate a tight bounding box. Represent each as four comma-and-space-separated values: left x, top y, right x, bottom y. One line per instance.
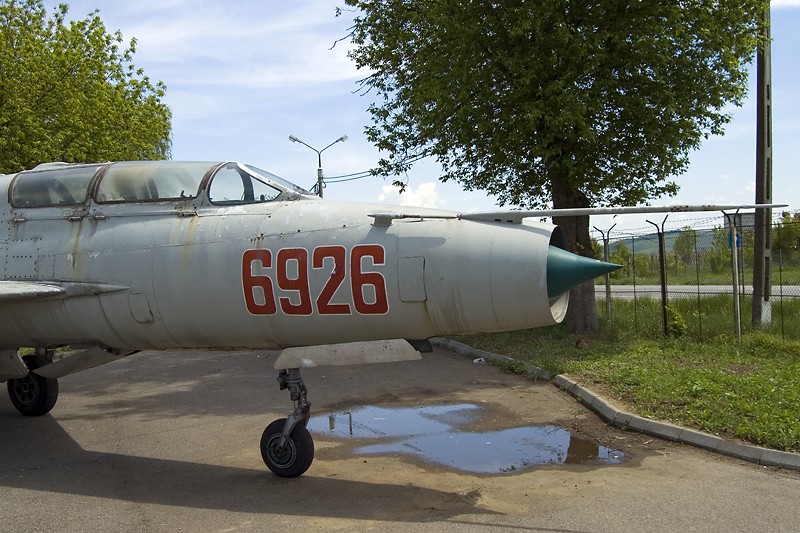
551, 179, 600, 334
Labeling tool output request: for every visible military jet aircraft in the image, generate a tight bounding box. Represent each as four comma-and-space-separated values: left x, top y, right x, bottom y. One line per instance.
0, 160, 778, 477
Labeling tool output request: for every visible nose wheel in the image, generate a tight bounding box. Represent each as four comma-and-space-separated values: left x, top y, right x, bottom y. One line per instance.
261, 417, 314, 478
261, 368, 314, 477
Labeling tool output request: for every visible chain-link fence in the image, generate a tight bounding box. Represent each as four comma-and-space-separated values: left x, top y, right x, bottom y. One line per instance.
591, 211, 800, 341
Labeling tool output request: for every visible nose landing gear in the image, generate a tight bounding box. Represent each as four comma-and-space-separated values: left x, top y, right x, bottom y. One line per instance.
260, 368, 314, 478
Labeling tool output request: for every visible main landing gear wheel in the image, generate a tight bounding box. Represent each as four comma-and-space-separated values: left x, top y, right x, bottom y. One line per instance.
7, 352, 58, 417
261, 368, 315, 477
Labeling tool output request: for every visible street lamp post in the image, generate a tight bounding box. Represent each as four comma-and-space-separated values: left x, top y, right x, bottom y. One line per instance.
288, 134, 348, 198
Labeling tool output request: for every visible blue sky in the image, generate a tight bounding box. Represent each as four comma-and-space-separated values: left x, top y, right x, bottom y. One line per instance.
46, 1, 800, 231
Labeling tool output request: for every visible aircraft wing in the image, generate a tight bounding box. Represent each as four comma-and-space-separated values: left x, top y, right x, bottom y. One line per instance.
0, 281, 65, 302
457, 204, 788, 224
0, 281, 129, 302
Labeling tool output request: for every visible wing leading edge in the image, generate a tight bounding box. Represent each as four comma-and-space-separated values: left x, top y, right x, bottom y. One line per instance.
0, 281, 129, 302
369, 204, 787, 226
0, 281, 64, 302
458, 203, 788, 224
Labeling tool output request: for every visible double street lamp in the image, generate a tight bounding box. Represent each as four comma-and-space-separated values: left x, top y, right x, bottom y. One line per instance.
288, 134, 348, 198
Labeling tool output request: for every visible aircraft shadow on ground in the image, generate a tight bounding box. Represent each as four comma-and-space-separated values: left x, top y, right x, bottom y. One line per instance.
28, 349, 500, 422
0, 411, 492, 521
50, 350, 279, 420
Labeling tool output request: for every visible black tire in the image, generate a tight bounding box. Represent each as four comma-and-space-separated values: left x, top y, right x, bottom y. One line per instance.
7, 355, 58, 417
260, 418, 314, 478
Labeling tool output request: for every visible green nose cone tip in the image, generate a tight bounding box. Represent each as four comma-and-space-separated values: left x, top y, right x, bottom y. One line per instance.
547, 245, 622, 299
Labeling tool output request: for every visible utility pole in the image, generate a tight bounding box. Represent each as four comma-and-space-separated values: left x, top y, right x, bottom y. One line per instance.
752, 5, 773, 327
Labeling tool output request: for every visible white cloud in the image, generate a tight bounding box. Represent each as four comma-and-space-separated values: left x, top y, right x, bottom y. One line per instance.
58, 0, 359, 88
378, 182, 443, 209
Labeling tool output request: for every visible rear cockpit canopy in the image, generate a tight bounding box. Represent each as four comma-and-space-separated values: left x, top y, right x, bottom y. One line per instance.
10, 163, 101, 207
8, 161, 310, 208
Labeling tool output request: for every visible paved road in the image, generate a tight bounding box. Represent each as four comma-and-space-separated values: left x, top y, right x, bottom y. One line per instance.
1, 348, 798, 532
596, 284, 800, 299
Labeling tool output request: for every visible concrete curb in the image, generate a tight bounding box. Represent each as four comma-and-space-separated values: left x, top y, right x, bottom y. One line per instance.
431, 337, 800, 472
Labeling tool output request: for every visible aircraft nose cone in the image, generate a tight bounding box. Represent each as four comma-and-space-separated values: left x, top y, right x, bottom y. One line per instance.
547, 245, 621, 299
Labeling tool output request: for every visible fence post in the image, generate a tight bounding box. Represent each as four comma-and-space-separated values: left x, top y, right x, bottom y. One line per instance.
593, 224, 616, 324
724, 211, 742, 343
693, 228, 702, 338
631, 235, 638, 335
647, 216, 669, 336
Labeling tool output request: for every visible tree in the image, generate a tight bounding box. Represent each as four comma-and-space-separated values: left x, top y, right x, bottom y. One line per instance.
609, 239, 631, 279
705, 227, 732, 275
590, 236, 602, 260
772, 212, 800, 264
671, 226, 699, 279
343, 0, 767, 333
0, 0, 171, 173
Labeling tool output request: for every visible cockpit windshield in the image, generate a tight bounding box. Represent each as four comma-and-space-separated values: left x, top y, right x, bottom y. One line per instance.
207, 163, 311, 205
244, 165, 311, 196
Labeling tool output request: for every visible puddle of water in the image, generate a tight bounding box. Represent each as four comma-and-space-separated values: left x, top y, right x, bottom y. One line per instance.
307, 403, 626, 474
308, 403, 481, 439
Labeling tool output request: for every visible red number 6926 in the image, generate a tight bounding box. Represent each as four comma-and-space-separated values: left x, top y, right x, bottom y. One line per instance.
242, 244, 389, 316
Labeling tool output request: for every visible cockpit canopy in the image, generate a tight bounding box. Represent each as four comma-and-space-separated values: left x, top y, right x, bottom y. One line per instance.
9, 161, 310, 208
10, 164, 101, 208
96, 161, 209, 203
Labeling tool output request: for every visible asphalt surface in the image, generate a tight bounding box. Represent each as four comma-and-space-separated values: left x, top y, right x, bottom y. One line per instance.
1, 347, 799, 532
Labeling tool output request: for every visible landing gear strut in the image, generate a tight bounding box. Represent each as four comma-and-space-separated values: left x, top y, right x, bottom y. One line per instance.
260, 368, 314, 478
7, 349, 59, 417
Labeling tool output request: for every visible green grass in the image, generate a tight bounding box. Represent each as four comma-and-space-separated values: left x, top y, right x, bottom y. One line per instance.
453, 307, 800, 453
599, 295, 800, 341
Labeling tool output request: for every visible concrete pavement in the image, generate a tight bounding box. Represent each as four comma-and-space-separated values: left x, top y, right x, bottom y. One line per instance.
1, 347, 798, 532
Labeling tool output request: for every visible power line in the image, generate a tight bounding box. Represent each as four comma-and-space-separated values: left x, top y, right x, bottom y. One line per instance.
325, 170, 375, 183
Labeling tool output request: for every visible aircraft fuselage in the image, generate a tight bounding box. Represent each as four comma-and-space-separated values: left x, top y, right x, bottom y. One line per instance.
0, 161, 569, 353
